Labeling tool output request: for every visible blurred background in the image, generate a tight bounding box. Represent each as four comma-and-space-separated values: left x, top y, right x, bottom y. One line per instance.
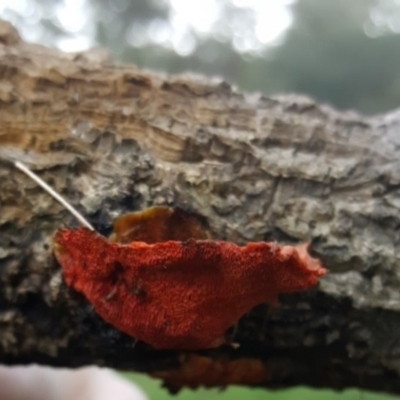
2, 0, 400, 115
0, 0, 399, 399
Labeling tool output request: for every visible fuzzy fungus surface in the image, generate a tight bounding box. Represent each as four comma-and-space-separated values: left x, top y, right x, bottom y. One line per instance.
151, 354, 270, 391
54, 207, 326, 350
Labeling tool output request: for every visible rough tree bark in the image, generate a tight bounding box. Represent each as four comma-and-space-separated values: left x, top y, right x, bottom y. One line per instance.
1, 19, 400, 395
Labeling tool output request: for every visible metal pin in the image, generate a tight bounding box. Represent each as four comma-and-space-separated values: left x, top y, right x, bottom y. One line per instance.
14, 161, 95, 231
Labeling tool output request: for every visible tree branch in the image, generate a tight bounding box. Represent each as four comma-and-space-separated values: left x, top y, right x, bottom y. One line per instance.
1, 19, 400, 394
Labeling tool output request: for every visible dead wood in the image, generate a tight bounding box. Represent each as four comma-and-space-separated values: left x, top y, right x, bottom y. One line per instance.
1, 19, 400, 394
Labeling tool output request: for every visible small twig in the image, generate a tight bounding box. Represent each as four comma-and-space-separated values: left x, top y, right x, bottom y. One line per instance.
14, 161, 95, 231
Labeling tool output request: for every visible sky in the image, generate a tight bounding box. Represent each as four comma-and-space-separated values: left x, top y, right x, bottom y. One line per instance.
0, 0, 295, 54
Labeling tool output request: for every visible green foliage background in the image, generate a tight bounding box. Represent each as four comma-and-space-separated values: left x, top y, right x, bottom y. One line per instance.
123, 372, 395, 400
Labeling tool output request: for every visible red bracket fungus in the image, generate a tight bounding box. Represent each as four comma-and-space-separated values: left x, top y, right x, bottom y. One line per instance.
54, 206, 326, 350
151, 354, 270, 392
14, 162, 326, 351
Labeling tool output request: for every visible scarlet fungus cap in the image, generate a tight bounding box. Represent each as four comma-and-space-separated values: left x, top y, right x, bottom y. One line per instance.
54, 208, 326, 350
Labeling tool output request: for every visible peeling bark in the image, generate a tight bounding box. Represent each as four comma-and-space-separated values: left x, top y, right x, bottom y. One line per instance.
1, 19, 400, 394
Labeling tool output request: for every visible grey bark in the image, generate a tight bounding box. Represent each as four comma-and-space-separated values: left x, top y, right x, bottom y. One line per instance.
1, 19, 400, 394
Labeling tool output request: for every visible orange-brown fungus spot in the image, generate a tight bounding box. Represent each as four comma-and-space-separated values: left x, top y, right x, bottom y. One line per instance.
152, 354, 269, 391
54, 207, 326, 350
109, 206, 210, 244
